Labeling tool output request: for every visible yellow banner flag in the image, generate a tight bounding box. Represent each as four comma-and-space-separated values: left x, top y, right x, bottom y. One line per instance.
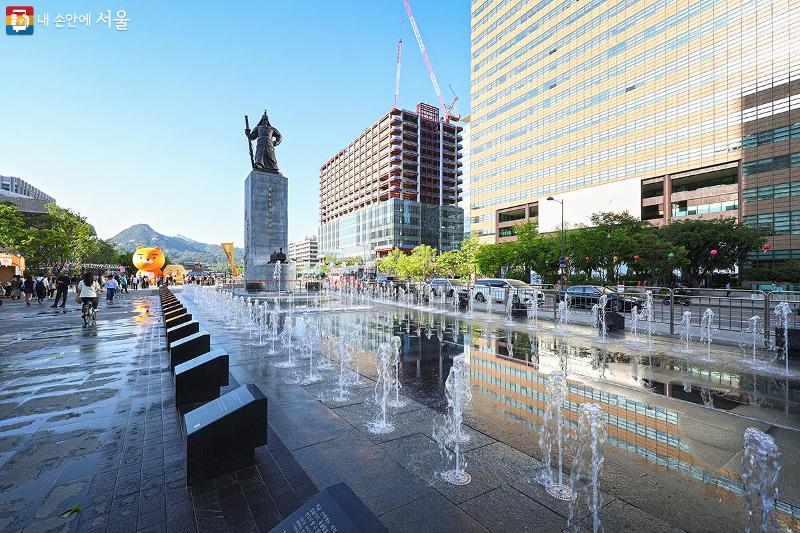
220, 242, 239, 276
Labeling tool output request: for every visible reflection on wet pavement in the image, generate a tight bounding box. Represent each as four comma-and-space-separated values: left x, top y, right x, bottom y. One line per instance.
319, 305, 800, 529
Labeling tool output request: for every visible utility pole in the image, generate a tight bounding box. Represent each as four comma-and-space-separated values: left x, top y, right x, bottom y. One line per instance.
547, 196, 565, 280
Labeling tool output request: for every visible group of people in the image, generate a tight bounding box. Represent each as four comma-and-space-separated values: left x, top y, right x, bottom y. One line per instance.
1, 271, 156, 308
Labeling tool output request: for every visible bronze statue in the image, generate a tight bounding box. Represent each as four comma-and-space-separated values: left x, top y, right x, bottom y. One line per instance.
268, 248, 287, 264
245, 111, 282, 172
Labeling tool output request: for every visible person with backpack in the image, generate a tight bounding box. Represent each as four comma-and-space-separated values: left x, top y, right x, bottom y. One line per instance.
120, 273, 128, 293
33, 274, 47, 303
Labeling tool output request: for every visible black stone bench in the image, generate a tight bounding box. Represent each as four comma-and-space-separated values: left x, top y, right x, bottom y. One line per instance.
272, 483, 387, 533
175, 349, 229, 408
184, 384, 267, 484
165, 313, 192, 330
774, 327, 800, 359
161, 304, 187, 317
605, 311, 625, 335
167, 320, 200, 349
170, 331, 211, 369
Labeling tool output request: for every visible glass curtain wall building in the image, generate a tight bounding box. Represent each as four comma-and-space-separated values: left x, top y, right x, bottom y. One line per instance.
470, 0, 799, 263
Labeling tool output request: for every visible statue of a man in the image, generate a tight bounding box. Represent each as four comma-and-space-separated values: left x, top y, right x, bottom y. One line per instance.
246, 111, 282, 172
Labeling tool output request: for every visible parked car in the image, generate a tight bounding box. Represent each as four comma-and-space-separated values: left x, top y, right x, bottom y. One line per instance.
663, 286, 692, 306
562, 285, 642, 312
473, 278, 544, 307
428, 278, 465, 297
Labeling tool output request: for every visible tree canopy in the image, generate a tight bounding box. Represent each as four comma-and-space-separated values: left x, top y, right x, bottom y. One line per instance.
470, 212, 763, 285
0, 203, 129, 273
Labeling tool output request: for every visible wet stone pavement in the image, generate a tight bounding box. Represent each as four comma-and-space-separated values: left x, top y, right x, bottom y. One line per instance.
0, 291, 315, 532
181, 290, 712, 533
4, 287, 791, 532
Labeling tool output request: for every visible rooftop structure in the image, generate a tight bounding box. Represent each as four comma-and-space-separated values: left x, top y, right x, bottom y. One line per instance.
0, 176, 55, 214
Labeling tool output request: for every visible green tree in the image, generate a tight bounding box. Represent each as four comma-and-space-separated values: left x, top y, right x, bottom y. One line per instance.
0, 203, 26, 250
405, 245, 437, 280
458, 233, 481, 279
436, 250, 464, 279
475, 241, 516, 276
377, 248, 404, 277
512, 222, 560, 282
20, 228, 70, 271
659, 218, 765, 284
43, 204, 96, 265
85, 239, 121, 265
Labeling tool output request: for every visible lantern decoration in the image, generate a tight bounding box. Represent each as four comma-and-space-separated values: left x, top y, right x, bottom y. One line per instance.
667, 252, 675, 259
612, 256, 619, 262
633, 255, 640, 261
710, 249, 718, 256
762, 244, 771, 252
585, 256, 590, 262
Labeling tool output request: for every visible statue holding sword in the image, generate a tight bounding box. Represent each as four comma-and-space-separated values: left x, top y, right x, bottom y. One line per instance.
244, 111, 282, 172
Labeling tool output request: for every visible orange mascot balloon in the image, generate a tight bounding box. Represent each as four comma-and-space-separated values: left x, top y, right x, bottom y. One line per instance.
132, 246, 166, 278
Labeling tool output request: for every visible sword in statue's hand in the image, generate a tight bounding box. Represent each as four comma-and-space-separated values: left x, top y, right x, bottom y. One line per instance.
244, 115, 255, 169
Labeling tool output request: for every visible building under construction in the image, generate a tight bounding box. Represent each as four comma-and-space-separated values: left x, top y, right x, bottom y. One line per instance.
319, 103, 464, 260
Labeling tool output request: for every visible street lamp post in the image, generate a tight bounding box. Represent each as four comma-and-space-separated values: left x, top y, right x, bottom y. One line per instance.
547, 196, 565, 283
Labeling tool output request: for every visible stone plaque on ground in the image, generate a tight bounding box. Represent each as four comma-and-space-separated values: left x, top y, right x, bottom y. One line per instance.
271, 483, 386, 533
184, 383, 267, 483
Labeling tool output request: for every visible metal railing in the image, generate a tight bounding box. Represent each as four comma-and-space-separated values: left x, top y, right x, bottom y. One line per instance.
322, 279, 800, 345
197, 277, 800, 347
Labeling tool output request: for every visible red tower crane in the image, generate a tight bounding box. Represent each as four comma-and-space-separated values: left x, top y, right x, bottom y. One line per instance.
401, 0, 459, 122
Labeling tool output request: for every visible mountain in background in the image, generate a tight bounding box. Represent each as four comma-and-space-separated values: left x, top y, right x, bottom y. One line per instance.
108, 224, 243, 267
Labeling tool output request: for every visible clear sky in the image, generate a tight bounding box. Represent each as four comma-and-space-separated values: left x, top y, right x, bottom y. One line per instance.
0, 0, 470, 247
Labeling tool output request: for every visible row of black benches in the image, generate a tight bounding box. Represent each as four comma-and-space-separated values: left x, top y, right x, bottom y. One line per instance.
159, 287, 267, 485
160, 287, 388, 531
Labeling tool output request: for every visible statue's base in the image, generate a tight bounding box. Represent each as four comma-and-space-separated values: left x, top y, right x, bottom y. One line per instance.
244, 170, 288, 290
244, 262, 295, 293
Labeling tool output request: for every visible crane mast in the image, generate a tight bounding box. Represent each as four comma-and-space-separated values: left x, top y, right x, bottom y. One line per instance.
394, 39, 403, 108
401, 0, 458, 122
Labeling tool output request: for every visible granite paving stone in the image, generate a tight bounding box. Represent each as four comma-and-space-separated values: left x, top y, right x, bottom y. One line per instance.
379, 492, 489, 533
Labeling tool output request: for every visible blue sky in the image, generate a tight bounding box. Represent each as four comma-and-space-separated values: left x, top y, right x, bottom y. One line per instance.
0, 0, 470, 246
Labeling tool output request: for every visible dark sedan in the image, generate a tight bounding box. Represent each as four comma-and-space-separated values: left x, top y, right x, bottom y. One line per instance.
562, 285, 642, 312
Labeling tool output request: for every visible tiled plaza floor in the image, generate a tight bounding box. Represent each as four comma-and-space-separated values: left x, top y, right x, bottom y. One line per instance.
0, 291, 314, 533
2, 287, 795, 532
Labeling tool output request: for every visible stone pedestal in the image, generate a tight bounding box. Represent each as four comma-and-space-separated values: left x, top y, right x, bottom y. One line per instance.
244, 170, 291, 292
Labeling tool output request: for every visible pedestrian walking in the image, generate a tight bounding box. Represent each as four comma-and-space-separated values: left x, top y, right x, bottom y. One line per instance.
47, 276, 57, 299
104, 274, 119, 302
23, 274, 34, 305
10, 275, 22, 300
120, 273, 128, 293
34, 274, 47, 303
725, 280, 732, 298
52, 273, 71, 308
